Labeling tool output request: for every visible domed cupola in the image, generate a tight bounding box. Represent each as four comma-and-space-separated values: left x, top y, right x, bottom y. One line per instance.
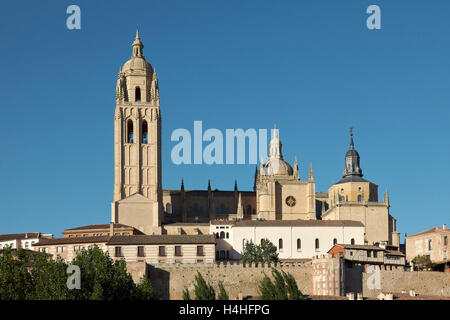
121, 29, 153, 75
338, 128, 367, 183
261, 126, 293, 176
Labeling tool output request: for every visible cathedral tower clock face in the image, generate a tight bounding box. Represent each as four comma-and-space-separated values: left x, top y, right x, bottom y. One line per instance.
286, 196, 296, 207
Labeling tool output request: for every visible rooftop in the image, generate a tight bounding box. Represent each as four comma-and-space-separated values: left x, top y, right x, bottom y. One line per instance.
211, 219, 364, 227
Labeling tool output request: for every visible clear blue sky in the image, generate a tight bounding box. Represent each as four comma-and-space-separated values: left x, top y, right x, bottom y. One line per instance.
0, 1, 448, 238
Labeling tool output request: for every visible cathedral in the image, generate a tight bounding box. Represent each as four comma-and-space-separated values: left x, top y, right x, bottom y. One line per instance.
110, 31, 400, 248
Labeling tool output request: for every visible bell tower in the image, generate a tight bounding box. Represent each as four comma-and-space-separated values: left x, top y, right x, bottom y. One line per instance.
111, 30, 163, 234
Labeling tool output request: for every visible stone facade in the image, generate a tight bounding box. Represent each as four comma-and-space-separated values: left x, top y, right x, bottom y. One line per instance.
362, 269, 450, 298
211, 220, 365, 260
405, 225, 449, 263
148, 261, 316, 300
111, 30, 163, 235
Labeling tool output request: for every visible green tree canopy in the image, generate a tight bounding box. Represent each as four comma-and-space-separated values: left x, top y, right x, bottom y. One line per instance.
193, 272, 215, 300
241, 238, 279, 265
258, 268, 305, 300
411, 255, 435, 271
217, 280, 229, 300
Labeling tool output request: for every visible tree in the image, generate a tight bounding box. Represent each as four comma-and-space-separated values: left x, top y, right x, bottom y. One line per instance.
258, 268, 305, 300
182, 287, 191, 300
136, 276, 159, 300
193, 272, 215, 300
28, 252, 70, 300
217, 281, 229, 300
0, 247, 33, 300
411, 255, 435, 271
241, 239, 279, 265
70, 245, 136, 300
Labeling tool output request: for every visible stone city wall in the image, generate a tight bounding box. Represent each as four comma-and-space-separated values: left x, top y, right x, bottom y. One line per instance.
148, 261, 315, 300
362, 269, 450, 298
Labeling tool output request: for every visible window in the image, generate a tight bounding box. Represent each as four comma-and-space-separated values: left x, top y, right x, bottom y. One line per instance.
166, 202, 172, 214
220, 250, 225, 259
142, 121, 148, 144
367, 250, 372, 258
175, 246, 182, 256
197, 246, 204, 256
226, 251, 230, 259
351, 238, 355, 245
333, 238, 337, 246
127, 119, 134, 143
428, 239, 432, 251
297, 238, 301, 250
315, 238, 320, 250
279, 239, 283, 250
220, 231, 225, 239
216, 251, 219, 259
444, 236, 448, 246
226, 232, 229, 239
115, 247, 122, 257
135, 87, 141, 102
373, 251, 378, 258
159, 246, 166, 256
357, 194, 362, 202
137, 246, 145, 257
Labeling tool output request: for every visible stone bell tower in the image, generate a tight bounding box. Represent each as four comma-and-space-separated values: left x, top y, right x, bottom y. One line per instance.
111, 30, 163, 235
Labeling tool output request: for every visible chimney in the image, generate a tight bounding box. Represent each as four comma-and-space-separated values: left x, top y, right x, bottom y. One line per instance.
110, 222, 114, 236
443, 224, 447, 230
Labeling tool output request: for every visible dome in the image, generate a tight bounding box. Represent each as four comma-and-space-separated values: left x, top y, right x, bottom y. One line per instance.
345, 149, 359, 157
122, 57, 153, 73
262, 158, 293, 176
121, 29, 153, 74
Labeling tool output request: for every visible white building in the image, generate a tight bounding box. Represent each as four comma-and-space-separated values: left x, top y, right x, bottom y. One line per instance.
0, 232, 53, 251
210, 220, 364, 261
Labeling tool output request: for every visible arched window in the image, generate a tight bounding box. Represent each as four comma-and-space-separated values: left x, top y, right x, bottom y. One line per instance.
333, 238, 337, 246
351, 238, 355, 245
220, 231, 225, 239
215, 233, 219, 239
226, 232, 229, 239
279, 239, 283, 250
142, 121, 148, 144
135, 87, 141, 102
165, 203, 172, 214
315, 238, 320, 250
127, 119, 134, 143
297, 238, 301, 250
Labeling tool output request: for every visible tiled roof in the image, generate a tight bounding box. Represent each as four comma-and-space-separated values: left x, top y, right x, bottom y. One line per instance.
337, 244, 385, 250
211, 219, 364, 227
385, 250, 405, 256
407, 226, 450, 238
63, 223, 134, 232
107, 234, 216, 245
32, 236, 110, 246
0, 232, 42, 241
163, 222, 210, 227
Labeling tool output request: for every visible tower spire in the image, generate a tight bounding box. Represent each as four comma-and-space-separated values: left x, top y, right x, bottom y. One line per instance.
309, 163, 314, 181
131, 29, 144, 57
350, 127, 354, 149
342, 128, 363, 179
